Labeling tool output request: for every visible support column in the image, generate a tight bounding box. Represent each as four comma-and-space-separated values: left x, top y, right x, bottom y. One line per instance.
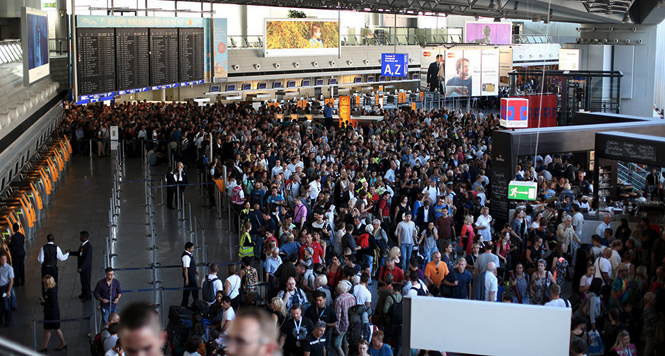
55, 0, 68, 43
370, 13, 383, 27
239, 5, 248, 43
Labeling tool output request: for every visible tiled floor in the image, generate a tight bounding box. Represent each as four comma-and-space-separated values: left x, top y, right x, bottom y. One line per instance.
3, 154, 238, 354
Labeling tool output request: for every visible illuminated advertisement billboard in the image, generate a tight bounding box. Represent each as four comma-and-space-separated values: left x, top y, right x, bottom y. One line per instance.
264, 19, 339, 57
22, 7, 50, 85
444, 49, 499, 97
464, 22, 512, 45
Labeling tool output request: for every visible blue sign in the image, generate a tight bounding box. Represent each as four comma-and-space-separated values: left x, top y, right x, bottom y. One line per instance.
77, 91, 116, 105
179, 79, 205, 87
118, 87, 149, 96
381, 53, 408, 77
151, 83, 179, 91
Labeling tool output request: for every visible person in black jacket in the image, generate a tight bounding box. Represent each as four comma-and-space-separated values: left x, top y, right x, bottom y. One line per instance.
9, 223, 25, 286
165, 167, 176, 209
427, 55, 443, 93
69, 231, 93, 302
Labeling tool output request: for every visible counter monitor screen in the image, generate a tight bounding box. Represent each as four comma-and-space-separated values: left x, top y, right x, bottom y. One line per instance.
258, 82, 267, 89
242, 83, 251, 90
210, 85, 220, 92
225, 84, 235, 91
315, 79, 324, 86
367, 76, 374, 82
286, 80, 296, 88
273, 81, 282, 88
329, 78, 338, 85
301, 79, 310, 86
354, 76, 362, 83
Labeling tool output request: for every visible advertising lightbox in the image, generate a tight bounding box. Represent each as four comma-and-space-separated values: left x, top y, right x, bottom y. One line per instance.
22, 7, 50, 85
444, 49, 499, 97
464, 22, 512, 45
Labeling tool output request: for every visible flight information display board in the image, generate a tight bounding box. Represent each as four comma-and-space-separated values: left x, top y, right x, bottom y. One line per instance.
77, 28, 116, 96
115, 28, 150, 93
150, 28, 179, 89
178, 28, 204, 85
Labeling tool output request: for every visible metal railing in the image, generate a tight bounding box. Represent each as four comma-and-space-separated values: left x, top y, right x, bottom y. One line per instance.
48, 38, 68, 55
0, 40, 22, 65
512, 34, 552, 44
617, 161, 647, 191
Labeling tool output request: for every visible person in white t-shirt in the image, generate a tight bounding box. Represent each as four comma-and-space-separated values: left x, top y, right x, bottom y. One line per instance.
609, 240, 623, 279
594, 247, 613, 286
216, 295, 236, 348
205, 263, 225, 306
354, 273, 372, 307
484, 262, 498, 302
544, 283, 570, 308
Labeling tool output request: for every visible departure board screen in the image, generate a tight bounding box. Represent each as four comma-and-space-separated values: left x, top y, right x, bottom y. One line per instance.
178, 28, 204, 84
77, 28, 116, 96
149, 28, 179, 88
115, 28, 150, 92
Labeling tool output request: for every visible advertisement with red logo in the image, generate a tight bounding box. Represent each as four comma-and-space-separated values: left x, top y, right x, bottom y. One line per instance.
516, 95, 558, 128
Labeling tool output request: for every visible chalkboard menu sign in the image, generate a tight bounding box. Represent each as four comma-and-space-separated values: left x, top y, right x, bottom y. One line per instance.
77, 28, 116, 96
116, 28, 150, 92
178, 28, 204, 84
490, 168, 510, 223
604, 139, 658, 164
149, 28, 179, 88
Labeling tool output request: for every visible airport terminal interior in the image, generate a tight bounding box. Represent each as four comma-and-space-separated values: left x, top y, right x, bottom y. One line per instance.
1, 0, 665, 355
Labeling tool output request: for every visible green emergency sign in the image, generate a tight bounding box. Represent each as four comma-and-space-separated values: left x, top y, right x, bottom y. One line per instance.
508, 181, 538, 201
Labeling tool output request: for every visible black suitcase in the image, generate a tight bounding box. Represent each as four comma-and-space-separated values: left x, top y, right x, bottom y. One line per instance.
168, 305, 194, 324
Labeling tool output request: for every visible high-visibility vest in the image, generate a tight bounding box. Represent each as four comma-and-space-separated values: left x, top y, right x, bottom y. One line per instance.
239, 232, 254, 258
232, 185, 244, 205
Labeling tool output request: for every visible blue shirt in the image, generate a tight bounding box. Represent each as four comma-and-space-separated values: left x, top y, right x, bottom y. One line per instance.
93, 278, 122, 307
432, 204, 446, 219
280, 242, 301, 257
369, 344, 393, 356
323, 105, 333, 118
0, 263, 14, 287
445, 269, 472, 299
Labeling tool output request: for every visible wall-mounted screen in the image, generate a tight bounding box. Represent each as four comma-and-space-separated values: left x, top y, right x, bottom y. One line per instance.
22, 7, 50, 85
444, 49, 499, 97
273, 81, 282, 89
302, 79, 311, 86
354, 76, 362, 83
242, 83, 251, 90
315, 79, 324, 86
464, 22, 512, 45
210, 85, 221, 92
379, 77, 386, 82
329, 78, 338, 85
264, 19, 339, 57
287, 80, 296, 88
258, 82, 267, 89
412, 73, 420, 80
367, 76, 375, 82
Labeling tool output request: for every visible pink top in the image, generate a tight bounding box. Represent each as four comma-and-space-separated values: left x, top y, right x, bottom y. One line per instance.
294, 203, 307, 224
460, 224, 475, 255
612, 344, 636, 356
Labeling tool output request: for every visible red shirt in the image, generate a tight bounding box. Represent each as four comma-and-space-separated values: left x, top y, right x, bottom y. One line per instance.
379, 199, 390, 218
299, 241, 324, 264
379, 266, 404, 284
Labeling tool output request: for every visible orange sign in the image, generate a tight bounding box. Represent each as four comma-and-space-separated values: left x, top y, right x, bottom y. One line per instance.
297, 100, 303, 108
411, 102, 416, 111
291, 114, 298, 121
420, 92, 424, 101
275, 114, 283, 121
423, 51, 432, 57
355, 96, 360, 107
305, 114, 313, 120
375, 95, 379, 105
339, 96, 351, 127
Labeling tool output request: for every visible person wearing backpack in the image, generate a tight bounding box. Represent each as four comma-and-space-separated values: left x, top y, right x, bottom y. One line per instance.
382, 283, 403, 356
202, 264, 224, 306
405, 270, 429, 297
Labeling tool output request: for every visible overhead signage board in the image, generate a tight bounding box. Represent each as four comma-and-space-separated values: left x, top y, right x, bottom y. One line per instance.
381, 53, 408, 77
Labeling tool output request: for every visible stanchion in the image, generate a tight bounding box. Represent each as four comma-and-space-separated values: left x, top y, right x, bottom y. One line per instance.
89, 139, 93, 159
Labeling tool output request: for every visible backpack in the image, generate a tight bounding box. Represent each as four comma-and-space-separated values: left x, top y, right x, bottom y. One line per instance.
388, 294, 403, 325
251, 189, 263, 206
347, 305, 371, 347
192, 299, 210, 319
410, 283, 427, 296
202, 276, 220, 303
90, 328, 107, 356
356, 233, 370, 249
242, 267, 259, 305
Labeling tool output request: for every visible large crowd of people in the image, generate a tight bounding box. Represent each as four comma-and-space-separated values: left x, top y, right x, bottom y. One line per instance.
54, 100, 665, 356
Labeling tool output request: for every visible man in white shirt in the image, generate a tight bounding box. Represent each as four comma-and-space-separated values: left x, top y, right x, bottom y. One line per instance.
271, 159, 283, 179
215, 295, 236, 347
384, 162, 397, 186
572, 204, 585, 242
204, 263, 225, 305
422, 179, 439, 204
38, 234, 70, 298
595, 213, 612, 236
609, 241, 623, 279
544, 283, 570, 308
309, 176, 322, 201
354, 273, 372, 307
594, 247, 613, 286
484, 262, 498, 302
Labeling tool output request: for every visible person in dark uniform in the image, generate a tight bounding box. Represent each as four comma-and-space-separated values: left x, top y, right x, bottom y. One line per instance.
9, 223, 25, 286
280, 305, 314, 356
37, 234, 69, 298
181, 242, 199, 307
323, 103, 334, 129
302, 321, 327, 356
427, 54, 443, 93
166, 167, 176, 209
38, 275, 67, 352
69, 231, 92, 302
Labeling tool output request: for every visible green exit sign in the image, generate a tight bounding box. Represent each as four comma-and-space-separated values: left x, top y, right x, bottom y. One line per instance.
508, 181, 538, 201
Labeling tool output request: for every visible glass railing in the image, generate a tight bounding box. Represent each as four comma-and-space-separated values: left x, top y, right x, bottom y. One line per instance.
512, 34, 551, 44
0, 336, 42, 356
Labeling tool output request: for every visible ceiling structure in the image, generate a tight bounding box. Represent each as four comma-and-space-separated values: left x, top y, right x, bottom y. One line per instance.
198, 0, 664, 24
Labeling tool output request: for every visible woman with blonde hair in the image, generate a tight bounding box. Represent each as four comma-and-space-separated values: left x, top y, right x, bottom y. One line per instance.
460, 215, 476, 255
269, 297, 288, 330
38, 275, 66, 352
611, 330, 636, 356
389, 246, 401, 267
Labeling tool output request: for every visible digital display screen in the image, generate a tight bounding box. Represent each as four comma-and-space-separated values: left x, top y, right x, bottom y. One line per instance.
77, 28, 116, 96
149, 28, 179, 88
178, 28, 205, 84
258, 82, 267, 89
273, 81, 282, 88
210, 85, 221, 92
315, 79, 324, 86
115, 28, 150, 93
354, 77, 362, 83
302, 79, 311, 86
367, 76, 374, 82
242, 83, 251, 90
379, 77, 386, 82
264, 19, 339, 57
329, 78, 338, 85
287, 80, 296, 88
